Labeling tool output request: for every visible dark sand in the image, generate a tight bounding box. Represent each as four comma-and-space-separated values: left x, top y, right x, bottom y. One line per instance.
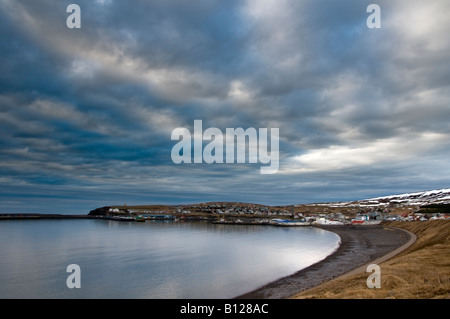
236, 225, 411, 299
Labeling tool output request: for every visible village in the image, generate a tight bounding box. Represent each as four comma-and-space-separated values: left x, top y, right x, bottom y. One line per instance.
99, 201, 450, 225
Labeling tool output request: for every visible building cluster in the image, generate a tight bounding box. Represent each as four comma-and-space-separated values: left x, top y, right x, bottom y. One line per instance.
385, 212, 449, 222
108, 204, 449, 223
305, 210, 449, 224
176, 203, 292, 216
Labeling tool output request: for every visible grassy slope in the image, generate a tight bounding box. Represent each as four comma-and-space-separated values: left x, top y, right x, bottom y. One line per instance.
292, 220, 450, 299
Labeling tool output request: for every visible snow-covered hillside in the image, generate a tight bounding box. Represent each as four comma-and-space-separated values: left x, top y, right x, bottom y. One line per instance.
309, 188, 450, 208
357, 188, 450, 206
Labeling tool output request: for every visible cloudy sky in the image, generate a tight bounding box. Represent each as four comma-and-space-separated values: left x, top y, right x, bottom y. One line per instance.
1, 0, 449, 214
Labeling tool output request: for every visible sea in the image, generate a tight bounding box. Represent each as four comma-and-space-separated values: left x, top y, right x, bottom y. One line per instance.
0, 219, 340, 299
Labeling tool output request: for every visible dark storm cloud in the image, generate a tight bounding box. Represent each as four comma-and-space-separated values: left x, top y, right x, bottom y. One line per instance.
0, 0, 449, 213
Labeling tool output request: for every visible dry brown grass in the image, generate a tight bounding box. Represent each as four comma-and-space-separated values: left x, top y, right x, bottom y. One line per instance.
292, 220, 450, 299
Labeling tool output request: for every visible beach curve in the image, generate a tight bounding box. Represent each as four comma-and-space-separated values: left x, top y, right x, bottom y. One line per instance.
235, 224, 413, 299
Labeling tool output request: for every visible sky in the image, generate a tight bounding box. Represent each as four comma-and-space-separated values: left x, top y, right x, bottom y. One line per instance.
0, 0, 449, 214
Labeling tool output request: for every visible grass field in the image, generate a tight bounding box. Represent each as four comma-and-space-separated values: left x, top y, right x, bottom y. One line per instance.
292, 220, 450, 299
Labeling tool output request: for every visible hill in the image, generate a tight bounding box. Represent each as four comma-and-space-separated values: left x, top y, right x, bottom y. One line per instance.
88, 188, 450, 220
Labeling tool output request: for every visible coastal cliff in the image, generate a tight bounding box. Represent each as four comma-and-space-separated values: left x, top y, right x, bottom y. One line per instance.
88, 206, 112, 216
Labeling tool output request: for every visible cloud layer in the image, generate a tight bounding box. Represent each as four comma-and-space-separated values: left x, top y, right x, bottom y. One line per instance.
1, 0, 449, 213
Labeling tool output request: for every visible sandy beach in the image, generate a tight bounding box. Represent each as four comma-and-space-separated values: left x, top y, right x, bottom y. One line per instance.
236, 224, 412, 299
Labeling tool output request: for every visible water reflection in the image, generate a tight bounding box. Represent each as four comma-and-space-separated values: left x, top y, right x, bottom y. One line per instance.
0, 219, 339, 298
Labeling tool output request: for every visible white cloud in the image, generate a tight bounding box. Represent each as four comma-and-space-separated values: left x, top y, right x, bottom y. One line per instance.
285, 132, 448, 173
387, 0, 450, 52
242, 0, 305, 70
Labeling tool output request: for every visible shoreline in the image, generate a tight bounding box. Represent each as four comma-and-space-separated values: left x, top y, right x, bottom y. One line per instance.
1, 215, 416, 299
236, 224, 412, 299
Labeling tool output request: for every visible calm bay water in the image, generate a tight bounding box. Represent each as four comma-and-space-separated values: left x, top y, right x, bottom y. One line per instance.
0, 219, 340, 298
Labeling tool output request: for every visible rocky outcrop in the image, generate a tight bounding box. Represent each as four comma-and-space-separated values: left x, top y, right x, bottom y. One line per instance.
88, 206, 111, 216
